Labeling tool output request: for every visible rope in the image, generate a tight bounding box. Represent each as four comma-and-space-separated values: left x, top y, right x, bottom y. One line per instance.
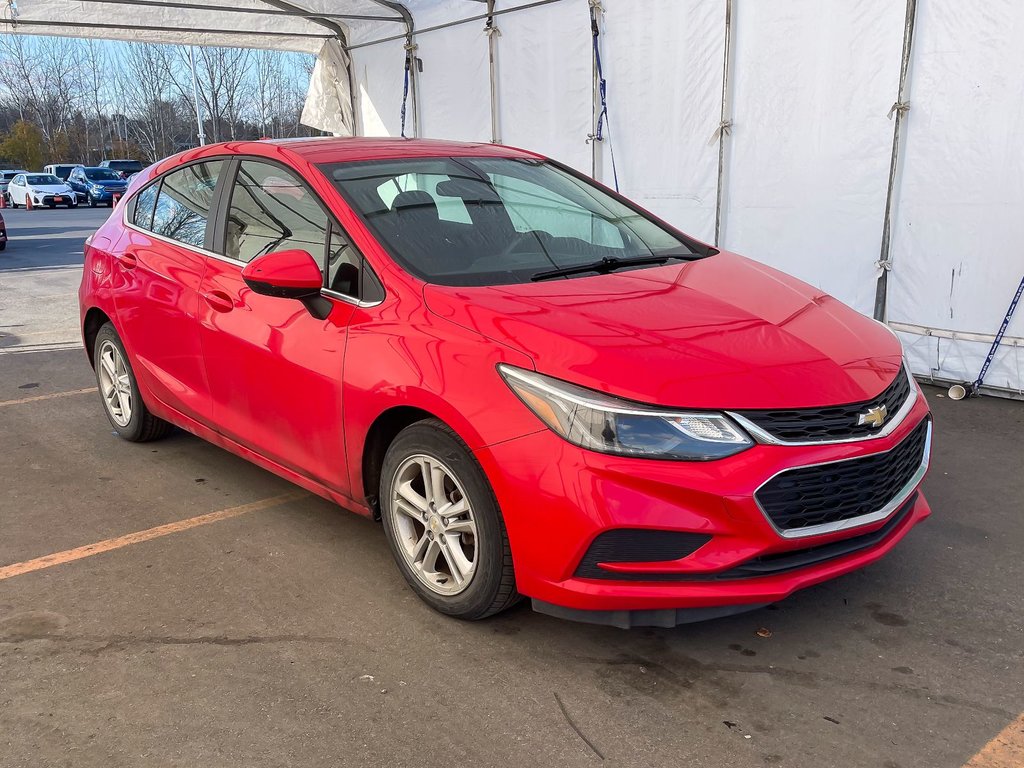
887, 101, 911, 120
587, 0, 618, 191
400, 40, 417, 139
708, 119, 732, 145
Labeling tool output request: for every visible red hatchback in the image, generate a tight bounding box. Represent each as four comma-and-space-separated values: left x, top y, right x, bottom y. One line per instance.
79, 138, 932, 627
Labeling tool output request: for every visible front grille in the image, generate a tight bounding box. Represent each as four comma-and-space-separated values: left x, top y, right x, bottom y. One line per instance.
755, 417, 929, 532
737, 365, 912, 442
575, 529, 712, 580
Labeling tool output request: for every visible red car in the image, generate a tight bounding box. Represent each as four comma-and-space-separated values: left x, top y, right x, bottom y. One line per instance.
78, 139, 932, 627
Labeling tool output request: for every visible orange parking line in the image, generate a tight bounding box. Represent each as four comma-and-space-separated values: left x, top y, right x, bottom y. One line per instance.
964, 713, 1024, 768
0, 491, 307, 581
0, 387, 97, 407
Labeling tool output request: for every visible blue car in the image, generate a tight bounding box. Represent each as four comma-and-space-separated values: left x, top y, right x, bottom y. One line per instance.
67, 166, 129, 207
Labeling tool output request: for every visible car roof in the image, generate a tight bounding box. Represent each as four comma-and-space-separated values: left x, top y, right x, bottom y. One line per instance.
232, 137, 542, 165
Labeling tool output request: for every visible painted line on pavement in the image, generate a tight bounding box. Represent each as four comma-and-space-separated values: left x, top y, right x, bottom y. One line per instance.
0, 387, 96, 407
963, 713, 1024, 768
0, 491, 308, 582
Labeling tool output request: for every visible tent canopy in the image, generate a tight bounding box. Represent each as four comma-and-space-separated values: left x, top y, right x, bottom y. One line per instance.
4, 0, 1023, 396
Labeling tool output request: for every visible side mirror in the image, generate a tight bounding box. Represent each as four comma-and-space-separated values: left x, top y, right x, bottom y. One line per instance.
241, 249, 332, 319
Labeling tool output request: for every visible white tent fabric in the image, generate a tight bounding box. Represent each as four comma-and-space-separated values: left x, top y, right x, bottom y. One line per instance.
6, 0, 1023, 395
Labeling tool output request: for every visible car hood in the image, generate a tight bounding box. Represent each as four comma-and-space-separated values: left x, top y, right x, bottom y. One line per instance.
89, 179, 127, 187
423, 252, 902, 410
31, 184, 72, 193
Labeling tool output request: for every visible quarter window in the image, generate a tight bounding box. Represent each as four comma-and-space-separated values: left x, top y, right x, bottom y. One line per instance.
133, 184, 158, 230
150, 161, 223, 249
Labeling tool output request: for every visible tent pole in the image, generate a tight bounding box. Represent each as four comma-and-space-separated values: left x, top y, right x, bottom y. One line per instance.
486, 0, 501, 144
589, 1, 600, 181
873, 0, 918, 322
712, 0, 734, 247
346, 0, 567, 52
188, 46, 207, 146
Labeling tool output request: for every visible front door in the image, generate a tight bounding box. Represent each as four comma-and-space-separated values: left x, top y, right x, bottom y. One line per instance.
197, 159, 362, 493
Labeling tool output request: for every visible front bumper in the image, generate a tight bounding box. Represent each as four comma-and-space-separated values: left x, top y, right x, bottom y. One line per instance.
474, 390, 932, 624
36, 194, 74, 206
90, 188, 125, 201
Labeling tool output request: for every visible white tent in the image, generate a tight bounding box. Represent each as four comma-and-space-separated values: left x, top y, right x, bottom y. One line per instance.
6, 0, 1023, 396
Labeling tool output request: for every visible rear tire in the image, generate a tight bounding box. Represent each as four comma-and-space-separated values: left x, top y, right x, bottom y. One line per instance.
93, 323, 172, 442
379, 419, 519, 620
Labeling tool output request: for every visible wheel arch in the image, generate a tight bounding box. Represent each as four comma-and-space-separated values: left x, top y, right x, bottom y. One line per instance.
360, 405, 442, 520
82, 307, 112, 367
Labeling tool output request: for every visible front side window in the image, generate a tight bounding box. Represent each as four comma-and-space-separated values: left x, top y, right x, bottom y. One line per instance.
224, 160, 328, 265
326, 157, 703, 286
150, 161, 223, 249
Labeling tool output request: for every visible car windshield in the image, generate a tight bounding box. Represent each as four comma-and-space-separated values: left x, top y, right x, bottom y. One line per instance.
27, 175, 63, 185
325, 157, 707, 286
85, 169, 122, 181
108, 161, 142, 171
2, 171, 22, 180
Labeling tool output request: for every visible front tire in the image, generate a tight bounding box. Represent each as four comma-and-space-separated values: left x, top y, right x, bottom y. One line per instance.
380, 419, 519, 620
93, 323, 171, 442
89, 195, 98, 208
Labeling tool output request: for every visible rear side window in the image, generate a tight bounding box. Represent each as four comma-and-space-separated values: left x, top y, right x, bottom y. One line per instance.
150, 161, 223, 249
223, 160, 328, 264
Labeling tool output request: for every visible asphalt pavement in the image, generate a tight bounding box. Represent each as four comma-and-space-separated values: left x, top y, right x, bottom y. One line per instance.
0, 207, 1021, 768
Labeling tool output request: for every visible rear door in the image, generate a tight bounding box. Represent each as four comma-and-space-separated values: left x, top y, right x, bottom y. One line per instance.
114, 159, 225, 425
197, 158, 374, 494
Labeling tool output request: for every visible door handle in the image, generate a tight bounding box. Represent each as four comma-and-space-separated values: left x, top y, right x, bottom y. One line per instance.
202, 290, 234, 313
116, 251, 137, 269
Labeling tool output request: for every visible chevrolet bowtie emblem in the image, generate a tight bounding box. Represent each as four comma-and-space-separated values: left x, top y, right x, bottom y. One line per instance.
857, 404, 888, 429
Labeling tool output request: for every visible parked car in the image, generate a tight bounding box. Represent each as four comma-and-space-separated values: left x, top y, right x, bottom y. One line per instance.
0, 208, 7, 251
7, 173, 77, 208
43, 163, 80, 181
68, 166, 129, 207
79, 139, 933, 627
99, 159, 144, 179
0, 169, 28, 202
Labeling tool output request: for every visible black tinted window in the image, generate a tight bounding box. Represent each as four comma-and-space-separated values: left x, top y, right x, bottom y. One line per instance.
86, 169, 121, 181
326, 158, 696, 286
151, 161, 222, 249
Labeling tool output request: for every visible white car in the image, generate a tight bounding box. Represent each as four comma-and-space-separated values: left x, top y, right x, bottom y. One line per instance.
7, 173, 78, 209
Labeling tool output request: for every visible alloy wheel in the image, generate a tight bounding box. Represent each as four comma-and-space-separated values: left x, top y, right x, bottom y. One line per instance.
97, 339, 133, 427
388, 454, 478, 595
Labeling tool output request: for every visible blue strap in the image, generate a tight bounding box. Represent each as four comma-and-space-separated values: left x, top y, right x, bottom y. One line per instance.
972, 274, 1024, 392
400, 51, 411, 139
590, 5, 619, 191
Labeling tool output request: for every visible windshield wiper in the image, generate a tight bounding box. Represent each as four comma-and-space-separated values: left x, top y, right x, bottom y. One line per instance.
530, 253, 693, 282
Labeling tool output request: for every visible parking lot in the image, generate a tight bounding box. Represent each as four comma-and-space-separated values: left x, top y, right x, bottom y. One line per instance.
1, 205, 1022, 767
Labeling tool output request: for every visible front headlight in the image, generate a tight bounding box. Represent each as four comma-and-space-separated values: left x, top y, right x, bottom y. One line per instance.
498, 365, 753, 461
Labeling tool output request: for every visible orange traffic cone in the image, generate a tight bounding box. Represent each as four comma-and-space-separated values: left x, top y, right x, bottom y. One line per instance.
0, 194, 6, 209
25, 194, 33, 211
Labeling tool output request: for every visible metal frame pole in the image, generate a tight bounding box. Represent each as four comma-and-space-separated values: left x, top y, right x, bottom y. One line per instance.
873, 0, 918, 321
188, 46, 207, 146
